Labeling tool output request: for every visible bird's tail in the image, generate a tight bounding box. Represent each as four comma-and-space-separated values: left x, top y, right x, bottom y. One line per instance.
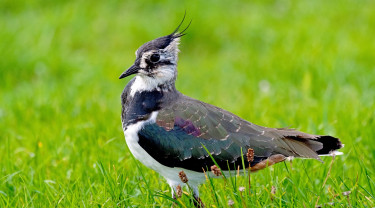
282, 134, 343, 160
272, 128, 343, 160
314, 135, 343, 156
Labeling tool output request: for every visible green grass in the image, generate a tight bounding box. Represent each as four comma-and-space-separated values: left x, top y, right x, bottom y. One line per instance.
1, 0, 375, 207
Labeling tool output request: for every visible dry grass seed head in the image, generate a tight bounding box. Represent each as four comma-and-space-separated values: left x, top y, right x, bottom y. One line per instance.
178, 170, 188, 183
176, 185, 182, 198
247, 148, 254, 162
228, 199, 234, 206
210, 165, 222, 176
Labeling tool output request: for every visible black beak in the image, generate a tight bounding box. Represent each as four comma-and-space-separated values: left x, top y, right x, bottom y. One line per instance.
119, 64, 140, 79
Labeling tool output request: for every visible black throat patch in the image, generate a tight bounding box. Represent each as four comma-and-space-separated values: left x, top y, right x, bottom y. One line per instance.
121, 80, 179, 129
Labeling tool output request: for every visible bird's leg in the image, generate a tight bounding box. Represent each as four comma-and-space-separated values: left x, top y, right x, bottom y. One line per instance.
191, 186, 205, 208
172, 191, 177, 200
170, 186, 177, 208
169, 182, 181, 208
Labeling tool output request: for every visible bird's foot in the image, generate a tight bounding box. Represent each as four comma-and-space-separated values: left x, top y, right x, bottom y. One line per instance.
171, 195, 177, 208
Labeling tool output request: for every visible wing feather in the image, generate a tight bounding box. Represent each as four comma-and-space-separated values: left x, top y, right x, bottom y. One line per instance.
139, 95, 336, 171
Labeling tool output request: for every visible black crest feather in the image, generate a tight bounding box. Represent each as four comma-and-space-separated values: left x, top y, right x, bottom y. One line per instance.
170, 11, 192, 38
135, 12, 191, 57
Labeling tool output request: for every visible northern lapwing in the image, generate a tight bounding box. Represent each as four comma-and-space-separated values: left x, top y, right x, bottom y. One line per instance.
119, 18, 343, 205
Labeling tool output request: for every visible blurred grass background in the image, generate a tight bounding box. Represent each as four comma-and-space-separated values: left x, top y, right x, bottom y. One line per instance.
1, 0, 374, 207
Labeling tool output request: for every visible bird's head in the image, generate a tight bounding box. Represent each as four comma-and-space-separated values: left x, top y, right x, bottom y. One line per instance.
119, 17, 191, 89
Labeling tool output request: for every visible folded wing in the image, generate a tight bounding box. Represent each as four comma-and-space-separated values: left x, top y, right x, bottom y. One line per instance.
138, 95, 342, 172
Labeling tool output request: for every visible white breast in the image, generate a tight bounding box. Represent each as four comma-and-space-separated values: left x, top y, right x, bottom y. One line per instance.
122, 111, 207, 186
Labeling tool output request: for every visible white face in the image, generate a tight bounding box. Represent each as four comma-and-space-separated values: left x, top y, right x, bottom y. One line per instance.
129, 38, 181, 96
137, 38, 180, 78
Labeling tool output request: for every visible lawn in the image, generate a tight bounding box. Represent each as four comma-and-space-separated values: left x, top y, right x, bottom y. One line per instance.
1, 0, 375, 207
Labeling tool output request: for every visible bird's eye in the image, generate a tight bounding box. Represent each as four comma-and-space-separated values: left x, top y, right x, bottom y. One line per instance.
150, 54, 160, 63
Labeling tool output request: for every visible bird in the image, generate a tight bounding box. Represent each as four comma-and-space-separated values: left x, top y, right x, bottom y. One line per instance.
119, 17, 343, 206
